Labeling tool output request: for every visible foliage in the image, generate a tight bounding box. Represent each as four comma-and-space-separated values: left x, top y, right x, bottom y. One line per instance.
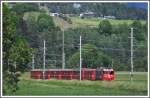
9, 36, 32, 72
98, 20, 112, 35
3, 4, 32, 94
67, 44, 111, 68
11, 3, 39, 15
17, 10, 60, 68
37, 13, 55, 32
64, 23, 147, 71
131, 20, 146, 41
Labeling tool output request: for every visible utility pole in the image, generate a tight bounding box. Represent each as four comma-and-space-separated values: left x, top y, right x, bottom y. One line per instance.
111, 59, 113, 68
43, 40, 46, 79
32, 54, 35, 70
80, 36, 82, 81
62, 31, 65, 69
130, 28, 134, 81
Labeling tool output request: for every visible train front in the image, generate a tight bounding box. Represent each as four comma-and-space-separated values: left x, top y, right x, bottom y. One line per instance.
101, 68, 115, 81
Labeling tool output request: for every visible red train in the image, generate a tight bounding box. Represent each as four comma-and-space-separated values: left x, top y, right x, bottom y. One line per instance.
31, 68, 115, 81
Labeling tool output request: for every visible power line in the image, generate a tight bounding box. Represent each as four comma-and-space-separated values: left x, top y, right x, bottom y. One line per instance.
32, 54, 35, 70
32, 29, 146, 72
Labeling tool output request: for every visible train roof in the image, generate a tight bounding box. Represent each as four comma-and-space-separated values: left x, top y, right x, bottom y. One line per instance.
31, 68, 114, 71
102, 68, 114, 71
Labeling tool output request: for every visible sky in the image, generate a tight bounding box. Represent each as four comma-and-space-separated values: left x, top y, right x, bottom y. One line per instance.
127, 3, 148, 10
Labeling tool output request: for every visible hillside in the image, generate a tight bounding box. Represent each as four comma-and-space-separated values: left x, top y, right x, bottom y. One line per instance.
52, 15, 146, 30
52, 16, 72, 31
70, 16, 146, 28
23, 11, 41, 21
22, 11, 147, 71
23, 10, 147, 31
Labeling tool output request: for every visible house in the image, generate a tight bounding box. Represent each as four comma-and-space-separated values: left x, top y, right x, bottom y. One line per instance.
50, 13, 59, 17
103, 16, 116, 19
80, 11, 96, 19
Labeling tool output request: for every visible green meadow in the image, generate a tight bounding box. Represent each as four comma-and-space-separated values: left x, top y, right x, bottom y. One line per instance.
6, 72, 147, 96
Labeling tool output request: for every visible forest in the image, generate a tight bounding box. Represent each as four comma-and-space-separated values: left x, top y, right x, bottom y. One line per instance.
2, 3, 147, 94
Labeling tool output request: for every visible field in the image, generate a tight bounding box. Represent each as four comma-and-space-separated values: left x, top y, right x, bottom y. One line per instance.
53, 16, 146, 30
53, 17, 145, 29
70, 17, 146, 28
7, 72, 148, 96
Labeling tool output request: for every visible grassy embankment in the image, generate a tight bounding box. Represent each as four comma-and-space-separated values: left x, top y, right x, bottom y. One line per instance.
9, 72, 148, 96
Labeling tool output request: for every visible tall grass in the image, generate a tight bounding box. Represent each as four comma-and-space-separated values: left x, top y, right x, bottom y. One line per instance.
7, 72, 148, 96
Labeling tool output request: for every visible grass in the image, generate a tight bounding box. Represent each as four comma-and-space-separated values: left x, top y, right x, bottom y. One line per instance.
70, 16, 146, 28
52, 17, 72, 31
23, 11, 41, 21
53, 16, 146, 30
7, 72, 148, 96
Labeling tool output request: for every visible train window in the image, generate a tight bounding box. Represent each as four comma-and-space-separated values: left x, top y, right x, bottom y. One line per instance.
103, 71, 107, 74
110, 71, 114, 75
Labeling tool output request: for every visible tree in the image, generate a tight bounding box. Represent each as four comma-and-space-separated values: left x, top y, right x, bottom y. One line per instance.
9, 36, 32, 72
11, 3, 40, 42
131, 20, 145, 41
11, 3, 39, 15
98, 20, 112, 35
67, 44, 111, 68
37, 13, 55, 32
3, 4, 32, 95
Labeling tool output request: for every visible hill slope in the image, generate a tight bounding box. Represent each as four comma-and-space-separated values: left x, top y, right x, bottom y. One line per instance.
53, 16, 146, 29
